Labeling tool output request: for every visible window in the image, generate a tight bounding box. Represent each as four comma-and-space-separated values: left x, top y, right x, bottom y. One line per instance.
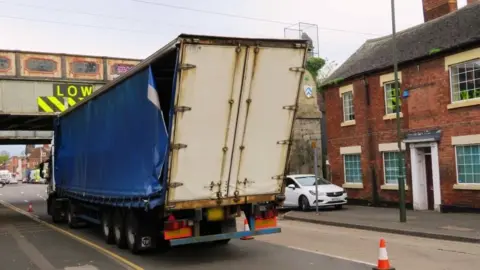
343, 154, 362, 184
26, 58, 57, 72
0, 57, 10, 70
450, 59, 480, 102
71, 61, 98, 74
456, 145, 480, 184
342, 91, 355, 121
285, 178, 299, 188
383, 151, 406, 185
384, 81, 401, 115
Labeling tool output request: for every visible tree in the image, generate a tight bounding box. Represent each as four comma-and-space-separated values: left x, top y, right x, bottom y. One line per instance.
0, 151, 10, 164
306, 57, 325, 80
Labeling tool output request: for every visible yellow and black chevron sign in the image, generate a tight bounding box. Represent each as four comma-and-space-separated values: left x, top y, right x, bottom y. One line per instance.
37, 96, 85, 113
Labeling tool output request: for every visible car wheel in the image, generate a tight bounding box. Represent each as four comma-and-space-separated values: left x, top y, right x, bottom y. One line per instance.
298, 196, 310, 211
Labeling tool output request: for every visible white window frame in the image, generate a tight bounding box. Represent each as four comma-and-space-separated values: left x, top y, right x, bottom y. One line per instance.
379, 142, 408, 190
383, 81, 401, 116
454, 144, 480, 185
448, 58, 480, 104
343, 154, 362, 184
340, 146, 363, 188
339, 84, 355, 127
342, 91, 355, 122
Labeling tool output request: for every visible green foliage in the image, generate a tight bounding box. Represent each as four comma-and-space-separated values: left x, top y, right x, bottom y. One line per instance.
0, 151, 9, 164
306, 57, 326, 80
429, 48, 441, 55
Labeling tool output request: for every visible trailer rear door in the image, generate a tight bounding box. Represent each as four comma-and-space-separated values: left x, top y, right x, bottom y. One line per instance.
167, 42, 248, 203
227, 46, 306, 197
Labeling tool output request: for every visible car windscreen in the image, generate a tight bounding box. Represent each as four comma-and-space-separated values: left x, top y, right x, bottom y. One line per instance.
295, 176, 331, 186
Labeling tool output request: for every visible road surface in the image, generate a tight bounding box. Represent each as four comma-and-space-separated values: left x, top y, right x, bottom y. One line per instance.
2, 184, 479, 270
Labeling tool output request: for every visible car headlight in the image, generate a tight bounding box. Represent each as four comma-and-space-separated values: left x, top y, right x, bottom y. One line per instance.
309, 190, 325, 196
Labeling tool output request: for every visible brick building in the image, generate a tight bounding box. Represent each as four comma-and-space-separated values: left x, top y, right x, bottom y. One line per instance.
321, 1, 480, 212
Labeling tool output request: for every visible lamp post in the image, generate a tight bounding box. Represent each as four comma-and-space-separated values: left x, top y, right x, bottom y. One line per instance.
391, 0, 407, 223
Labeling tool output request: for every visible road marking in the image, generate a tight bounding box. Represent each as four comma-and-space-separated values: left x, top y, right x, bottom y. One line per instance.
0, 200, 143, 270
285, 245, 376, 266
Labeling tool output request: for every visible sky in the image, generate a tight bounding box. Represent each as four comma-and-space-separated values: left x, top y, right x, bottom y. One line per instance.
0, 0, 470, 155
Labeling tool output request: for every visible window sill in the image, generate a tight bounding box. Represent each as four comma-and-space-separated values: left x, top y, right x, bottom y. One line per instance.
342, 183, 363, 189
453, 184, 480, 190
383, 113, 403, 120
380, 184, 409, 191
447, 99, 480, 110
341, 120, 356, 127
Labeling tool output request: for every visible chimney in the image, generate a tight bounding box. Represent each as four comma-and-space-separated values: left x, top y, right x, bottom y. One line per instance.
422, 0, 457, 22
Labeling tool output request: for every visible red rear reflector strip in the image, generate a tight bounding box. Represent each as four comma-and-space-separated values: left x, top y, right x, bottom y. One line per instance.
255, 217, 277, 229
164, 227, 193, 240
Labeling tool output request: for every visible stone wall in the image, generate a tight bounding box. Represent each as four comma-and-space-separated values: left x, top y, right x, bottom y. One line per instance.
288, 71, 323, 176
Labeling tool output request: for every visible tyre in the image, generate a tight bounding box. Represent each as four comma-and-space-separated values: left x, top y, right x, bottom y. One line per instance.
101, 210, 115, 244
298, 196, 310, 211
126, 211, 142, 254
113, 209, 127, 249
50, 200, 63, 223
67, 203, 80, 228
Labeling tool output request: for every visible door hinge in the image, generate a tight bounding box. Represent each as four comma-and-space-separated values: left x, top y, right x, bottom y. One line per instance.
174, 106, 192, 113
237, 178, 255, 186
282, 105, 297, 111
271, 175, 285, 180
178, 63, 196, 71
170, 143, 187, 150
277, 140, 292, 145
289, 67, 305, 72
169, 182, 184, 188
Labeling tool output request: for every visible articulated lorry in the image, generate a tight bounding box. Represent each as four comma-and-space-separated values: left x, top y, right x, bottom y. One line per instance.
46, 34, 308, 254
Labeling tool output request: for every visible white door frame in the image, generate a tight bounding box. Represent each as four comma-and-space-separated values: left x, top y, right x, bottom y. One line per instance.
408, 142, 441, 212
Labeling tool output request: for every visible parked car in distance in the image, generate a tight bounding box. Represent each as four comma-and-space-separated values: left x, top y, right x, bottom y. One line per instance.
283, 174, 347, 211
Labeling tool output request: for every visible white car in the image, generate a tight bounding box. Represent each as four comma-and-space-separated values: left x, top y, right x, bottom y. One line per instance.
283, 174, 347, 211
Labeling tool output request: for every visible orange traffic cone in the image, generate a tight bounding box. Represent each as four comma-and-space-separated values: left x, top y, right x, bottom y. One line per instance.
240, 218, 254, 240
27, 202, 33, 213
373, 238, 395, 270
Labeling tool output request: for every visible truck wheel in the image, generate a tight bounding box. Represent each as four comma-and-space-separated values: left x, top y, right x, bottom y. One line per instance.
101, 210, 115, 244
50, 200, 63, 223
113, 209, 127, 249
126, 211, 142, 254
67, 203, 80, 228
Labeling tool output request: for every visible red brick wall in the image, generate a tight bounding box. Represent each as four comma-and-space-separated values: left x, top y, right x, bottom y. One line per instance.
422, 0, 457, 22
324, 49, 480, 209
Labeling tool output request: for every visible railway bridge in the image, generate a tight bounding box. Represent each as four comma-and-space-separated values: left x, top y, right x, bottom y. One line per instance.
0, 50, 140, 144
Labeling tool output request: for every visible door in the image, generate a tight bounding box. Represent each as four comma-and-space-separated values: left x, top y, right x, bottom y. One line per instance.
284, 177, 300, 206
227, 46, 306, 197
425, 153, 434, 210
166, 43, 248, 202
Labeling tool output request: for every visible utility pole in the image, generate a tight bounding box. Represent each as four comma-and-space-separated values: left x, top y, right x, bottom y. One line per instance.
391, 0, 407, 222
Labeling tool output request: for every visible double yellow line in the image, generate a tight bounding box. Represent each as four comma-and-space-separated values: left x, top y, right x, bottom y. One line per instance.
0, 200, 143, 270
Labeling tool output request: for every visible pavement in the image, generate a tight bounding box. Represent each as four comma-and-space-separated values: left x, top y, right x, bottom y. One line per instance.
284, 205, 480, 243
